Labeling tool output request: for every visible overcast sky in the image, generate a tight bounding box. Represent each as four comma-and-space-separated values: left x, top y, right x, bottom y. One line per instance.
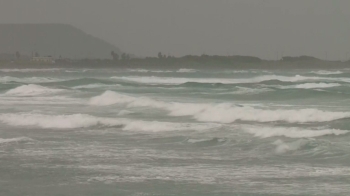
1, 0, 350, 60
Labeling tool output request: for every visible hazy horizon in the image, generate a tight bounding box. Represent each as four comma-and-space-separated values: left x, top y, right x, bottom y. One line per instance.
1, 0, 350, 60
2, 2, 350, 195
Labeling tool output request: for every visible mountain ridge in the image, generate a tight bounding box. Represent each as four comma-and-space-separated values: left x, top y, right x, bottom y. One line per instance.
0, 23, 121, 59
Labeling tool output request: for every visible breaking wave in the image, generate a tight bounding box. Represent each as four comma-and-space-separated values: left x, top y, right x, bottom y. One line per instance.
177, 69, 197, 73
0, 113, 125, 129
127, 69, 197, 73
245, 126, 348, 138
0, 76, 62, 84
229, 87, 273, 95
111, 75, 330, 85
89, 91, 165, 107
281, 83, 341, 89
127, 69, 173, 73
5, 84, 64, 96
312, 70, 343, 75
272, 139, 309, 154
0, 113, 219, 132
0, 137, 34, 145
0, 68, 61, 73
122, 121, 219, 132
89, 91, 350, 123
168, 104, 350, 124
127, 69, 149, 73
72, 83, 121, 89
186, 138, 227, 144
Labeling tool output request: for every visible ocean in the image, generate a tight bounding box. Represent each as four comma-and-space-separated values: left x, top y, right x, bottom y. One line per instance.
0, 67, 349, 195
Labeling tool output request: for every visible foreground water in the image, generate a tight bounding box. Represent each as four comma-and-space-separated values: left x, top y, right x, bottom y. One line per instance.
0, 67, 350, 195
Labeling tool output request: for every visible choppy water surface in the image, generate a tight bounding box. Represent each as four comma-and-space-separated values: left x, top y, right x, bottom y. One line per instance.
0, 67, 350, 195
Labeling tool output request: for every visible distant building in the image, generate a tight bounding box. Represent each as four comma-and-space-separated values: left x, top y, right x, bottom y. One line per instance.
32, 56, 55, 64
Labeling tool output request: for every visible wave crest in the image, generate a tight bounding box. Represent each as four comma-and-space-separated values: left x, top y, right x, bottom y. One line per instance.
89, 91, 165, 107
280, 83, 341, 89
312, 70, 343, 75
177, 69, 197, 73
0, 113, 219, 132
0, 113, 124, 129
0, 68, 60, 73
0, 76, 62, 84
245, 126, 348, 138
72, 83, 121, 89
111, 75, 324, 85
5, 84, 64, 96
0, 137, 34, 144
273, 139, 309, 154
89, 91, 350, 123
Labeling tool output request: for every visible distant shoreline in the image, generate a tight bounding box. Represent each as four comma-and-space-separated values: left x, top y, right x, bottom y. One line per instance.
0, 60, 349, 70
1, 55, 349, 70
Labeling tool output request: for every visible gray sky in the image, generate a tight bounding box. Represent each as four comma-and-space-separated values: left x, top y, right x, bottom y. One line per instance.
1, 0, 350, 60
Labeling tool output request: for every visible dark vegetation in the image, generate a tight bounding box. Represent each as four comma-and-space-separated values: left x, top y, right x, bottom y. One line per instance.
1, 52, 349, 69
0, 24, 349, 69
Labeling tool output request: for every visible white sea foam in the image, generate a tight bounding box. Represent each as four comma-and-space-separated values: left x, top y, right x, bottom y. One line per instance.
0, 68, 61, 73
127, 69, 149, 73
127, 69, 173, 73
312, 70, 343, 75
245, 126, 349, 138
0, 76, 62, 84
89, 91, 350, 123
123, 121, 218, 132
128, 68, 196, 73
0, 96, 80, 105
112, 74, 350, 85
187, 138, 226, 144
230, 87, 273, 95
5, 84, 64, 96
0, 137, 34, 144
229, 70, 271, 74
0, 113, 218, 132
72, 83, 121, 89
89, 91, 166, 107
272, 139, 309, 154
117, 110, 134, 116
187, 138, 212, 143
170, 104, 350, 123
230, 70, 250, 73
152, 70, 173, 73
204, 87, 272, 95
282, 83, 341, 89
177, 69, 197, 73
0, 113, 125, 129
111, 75, 325, 85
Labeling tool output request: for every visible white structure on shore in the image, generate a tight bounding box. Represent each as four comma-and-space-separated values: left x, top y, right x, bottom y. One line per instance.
32, 56, 55, 64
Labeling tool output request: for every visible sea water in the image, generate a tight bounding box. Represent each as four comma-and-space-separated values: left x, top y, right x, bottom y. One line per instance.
0, 67, 349, 195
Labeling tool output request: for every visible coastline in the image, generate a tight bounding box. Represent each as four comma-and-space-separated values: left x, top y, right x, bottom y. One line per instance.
0, 59, 349, 70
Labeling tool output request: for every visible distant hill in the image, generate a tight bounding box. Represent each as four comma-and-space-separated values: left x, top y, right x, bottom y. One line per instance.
0, 24, 121, 59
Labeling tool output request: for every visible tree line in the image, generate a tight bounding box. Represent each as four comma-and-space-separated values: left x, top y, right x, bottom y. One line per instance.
111, 51, 131, 61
